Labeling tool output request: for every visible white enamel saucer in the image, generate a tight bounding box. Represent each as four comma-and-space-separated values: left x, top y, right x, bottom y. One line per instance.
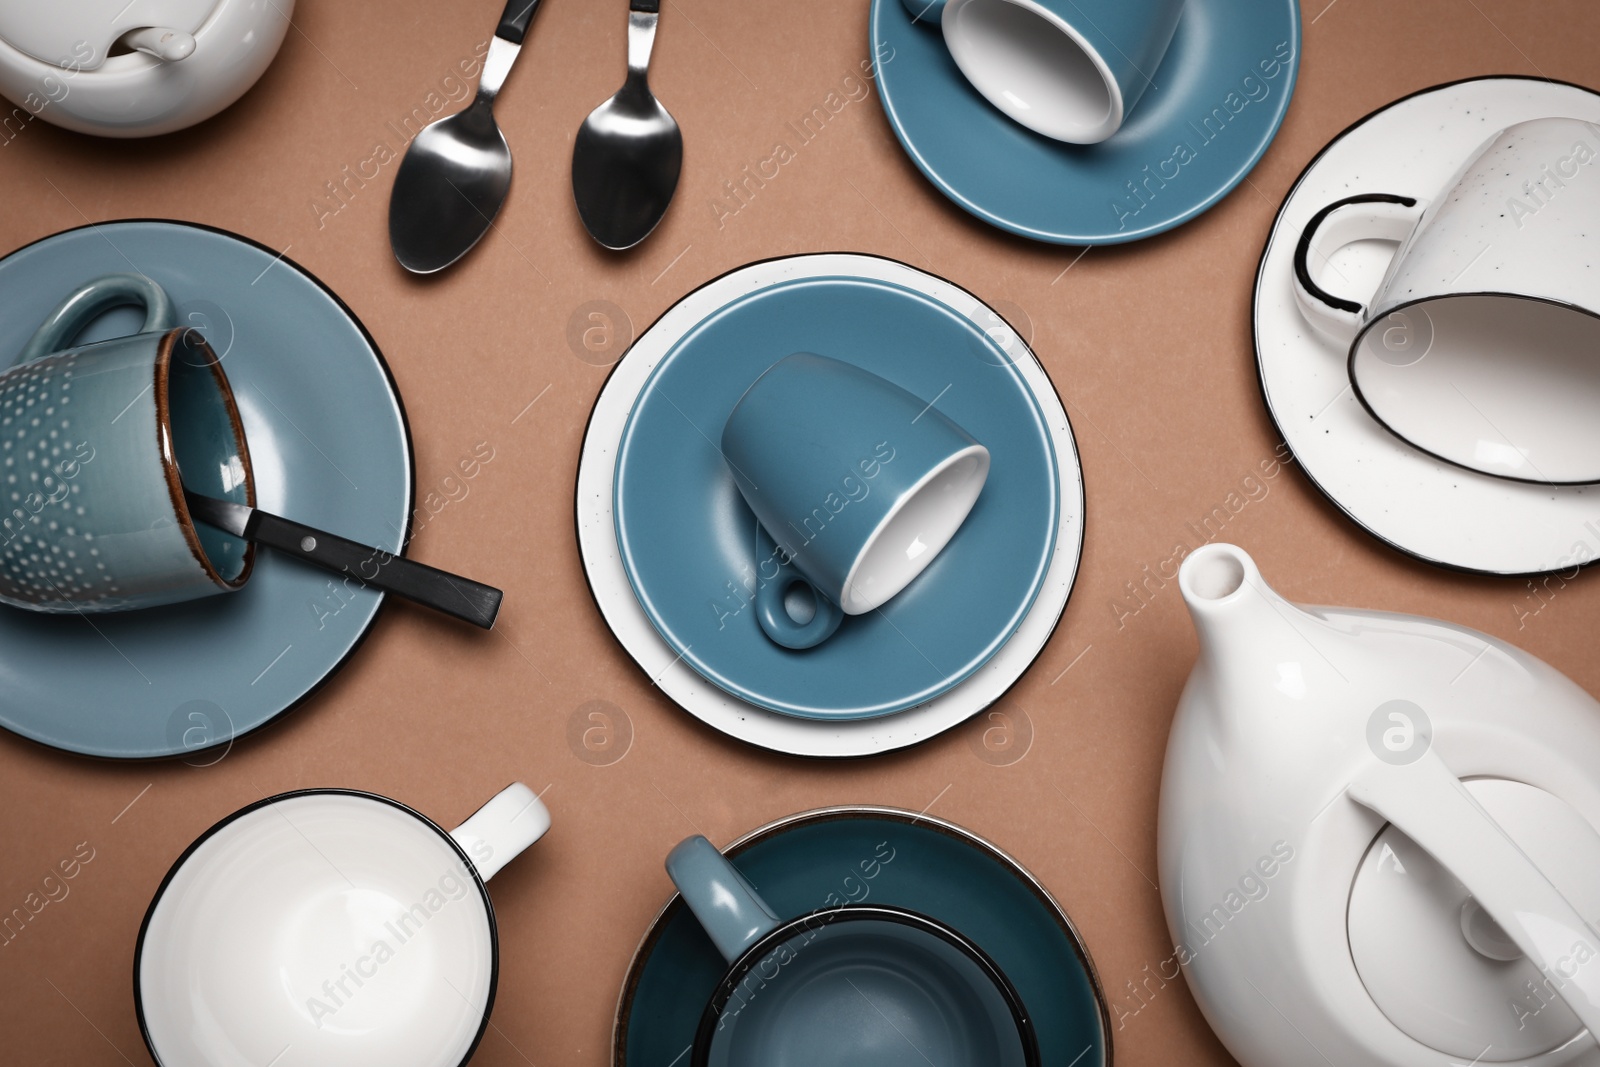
1255, 76, 1600, 576
577, 254, 1084, 758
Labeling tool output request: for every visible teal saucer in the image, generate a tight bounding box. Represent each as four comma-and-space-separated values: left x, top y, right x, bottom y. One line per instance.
614, 808, 1110, 1067
871, 0, 1300, 243
0, 221, 411, 759
613, 275, 1058, 720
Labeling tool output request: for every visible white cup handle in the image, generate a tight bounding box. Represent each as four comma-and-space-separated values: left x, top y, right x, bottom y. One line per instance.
450, 782, 550, 882
1291, 193, 1426, 347
1348, 751, 1600, 1045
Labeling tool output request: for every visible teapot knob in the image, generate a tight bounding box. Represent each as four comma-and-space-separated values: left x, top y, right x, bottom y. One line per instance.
122, 27, 197, 62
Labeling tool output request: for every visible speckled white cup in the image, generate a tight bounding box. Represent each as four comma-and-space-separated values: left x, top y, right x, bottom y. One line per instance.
1291, 117, 1600, 484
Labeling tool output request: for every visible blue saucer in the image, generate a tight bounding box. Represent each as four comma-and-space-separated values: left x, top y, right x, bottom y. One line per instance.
871, 0, 1300, 243
615, 809, 1110, 1067
613, 275, 1057, 720
0, 221, 411, 759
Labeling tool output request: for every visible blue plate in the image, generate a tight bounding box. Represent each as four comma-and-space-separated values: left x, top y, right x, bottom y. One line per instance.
614, 808, 1111, 1067
871, 0, 1300, 243
0, 221, 411, 759
613, 275, 1057, 720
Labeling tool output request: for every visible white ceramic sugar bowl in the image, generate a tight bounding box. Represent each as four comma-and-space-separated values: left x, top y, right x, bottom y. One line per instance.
0, 0, 292, 138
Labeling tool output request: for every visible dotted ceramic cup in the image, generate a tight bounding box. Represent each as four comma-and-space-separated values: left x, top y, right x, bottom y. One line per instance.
0, 273, 256, 613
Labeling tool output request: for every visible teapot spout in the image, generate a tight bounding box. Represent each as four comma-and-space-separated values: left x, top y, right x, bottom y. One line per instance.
1181, 543, 1279, 652
1179, 543, 1333, 708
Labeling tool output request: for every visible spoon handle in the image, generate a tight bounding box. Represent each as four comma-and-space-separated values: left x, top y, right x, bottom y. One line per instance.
250, 510, 504, 629
497, 0, 546, 44
186, 491, 503, 629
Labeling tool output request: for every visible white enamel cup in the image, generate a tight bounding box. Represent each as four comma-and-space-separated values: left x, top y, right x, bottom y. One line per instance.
1293, 116, 1600, 484
135, 784, 551, 1067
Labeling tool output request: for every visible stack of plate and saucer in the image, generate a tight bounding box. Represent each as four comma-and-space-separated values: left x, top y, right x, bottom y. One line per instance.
577, 253, 1085, 758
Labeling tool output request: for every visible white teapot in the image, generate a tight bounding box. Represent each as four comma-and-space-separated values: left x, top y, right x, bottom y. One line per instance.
1159, 543, 1600, 1066
0, 0, 292, 137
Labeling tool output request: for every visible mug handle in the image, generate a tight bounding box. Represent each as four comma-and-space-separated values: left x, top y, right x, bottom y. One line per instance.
1291, 194, 1426, 347
1348, 750, 1600, 1041
666, 834, 782, 963
450, 782, 551, 882
755, 555, 844, 651
15, 273, 176, 367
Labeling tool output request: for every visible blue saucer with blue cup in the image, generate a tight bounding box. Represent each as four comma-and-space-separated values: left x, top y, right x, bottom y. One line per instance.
871, 0, 1300, 242
0, 220, 412, 759
612, 273, 1059, 721
666, 833, 1041, 1067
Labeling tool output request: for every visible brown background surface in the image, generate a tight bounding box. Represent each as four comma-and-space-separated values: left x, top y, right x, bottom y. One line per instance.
2, 0, 1598, 1063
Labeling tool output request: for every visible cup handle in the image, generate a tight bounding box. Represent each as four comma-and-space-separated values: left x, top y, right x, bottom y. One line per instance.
15, 273, 176, 367
1348, 751, 1600, 1044
755, 557, 844, 650
666, 834, 782, 963
449, 782, 551, 883
1291, 194, 1426, 347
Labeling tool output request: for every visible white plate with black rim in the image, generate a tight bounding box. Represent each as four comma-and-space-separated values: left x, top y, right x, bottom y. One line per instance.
1255, 76, 1600, 576
576, 253, 1084, 758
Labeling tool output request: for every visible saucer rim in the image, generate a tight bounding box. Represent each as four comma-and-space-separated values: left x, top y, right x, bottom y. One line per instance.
0, 218, 415, 760
574, 251, 1086, 757
611, 271, 1060, 720
1251, 74, 1600, 577
610, 804, 1113, 1067
870, 0, 1302, 244
132, 787, 497, 1067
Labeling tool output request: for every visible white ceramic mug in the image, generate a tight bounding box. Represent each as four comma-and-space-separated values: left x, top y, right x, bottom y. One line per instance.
136, 784, 551, 1067
1292, 116, 1600, 484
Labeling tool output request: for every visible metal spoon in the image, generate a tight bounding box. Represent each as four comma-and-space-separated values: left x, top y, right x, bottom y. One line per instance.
388, 0, 546, 274
572, 0, 682, 250
185, 491, 503, 630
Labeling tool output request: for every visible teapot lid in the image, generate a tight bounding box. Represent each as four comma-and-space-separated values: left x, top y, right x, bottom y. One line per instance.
1347, 779, 1600, 1060
0, 0, 214, 69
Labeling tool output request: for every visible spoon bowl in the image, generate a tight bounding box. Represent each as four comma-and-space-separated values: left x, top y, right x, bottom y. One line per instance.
390, 98, 514, 274
388, 1, 544, 274
572, 1, 683, 250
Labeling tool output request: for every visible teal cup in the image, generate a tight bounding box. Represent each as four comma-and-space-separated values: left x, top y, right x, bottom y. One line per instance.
0, 273, 256, 613
720, 352, 990, 650
666, 834, 1040, 1067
